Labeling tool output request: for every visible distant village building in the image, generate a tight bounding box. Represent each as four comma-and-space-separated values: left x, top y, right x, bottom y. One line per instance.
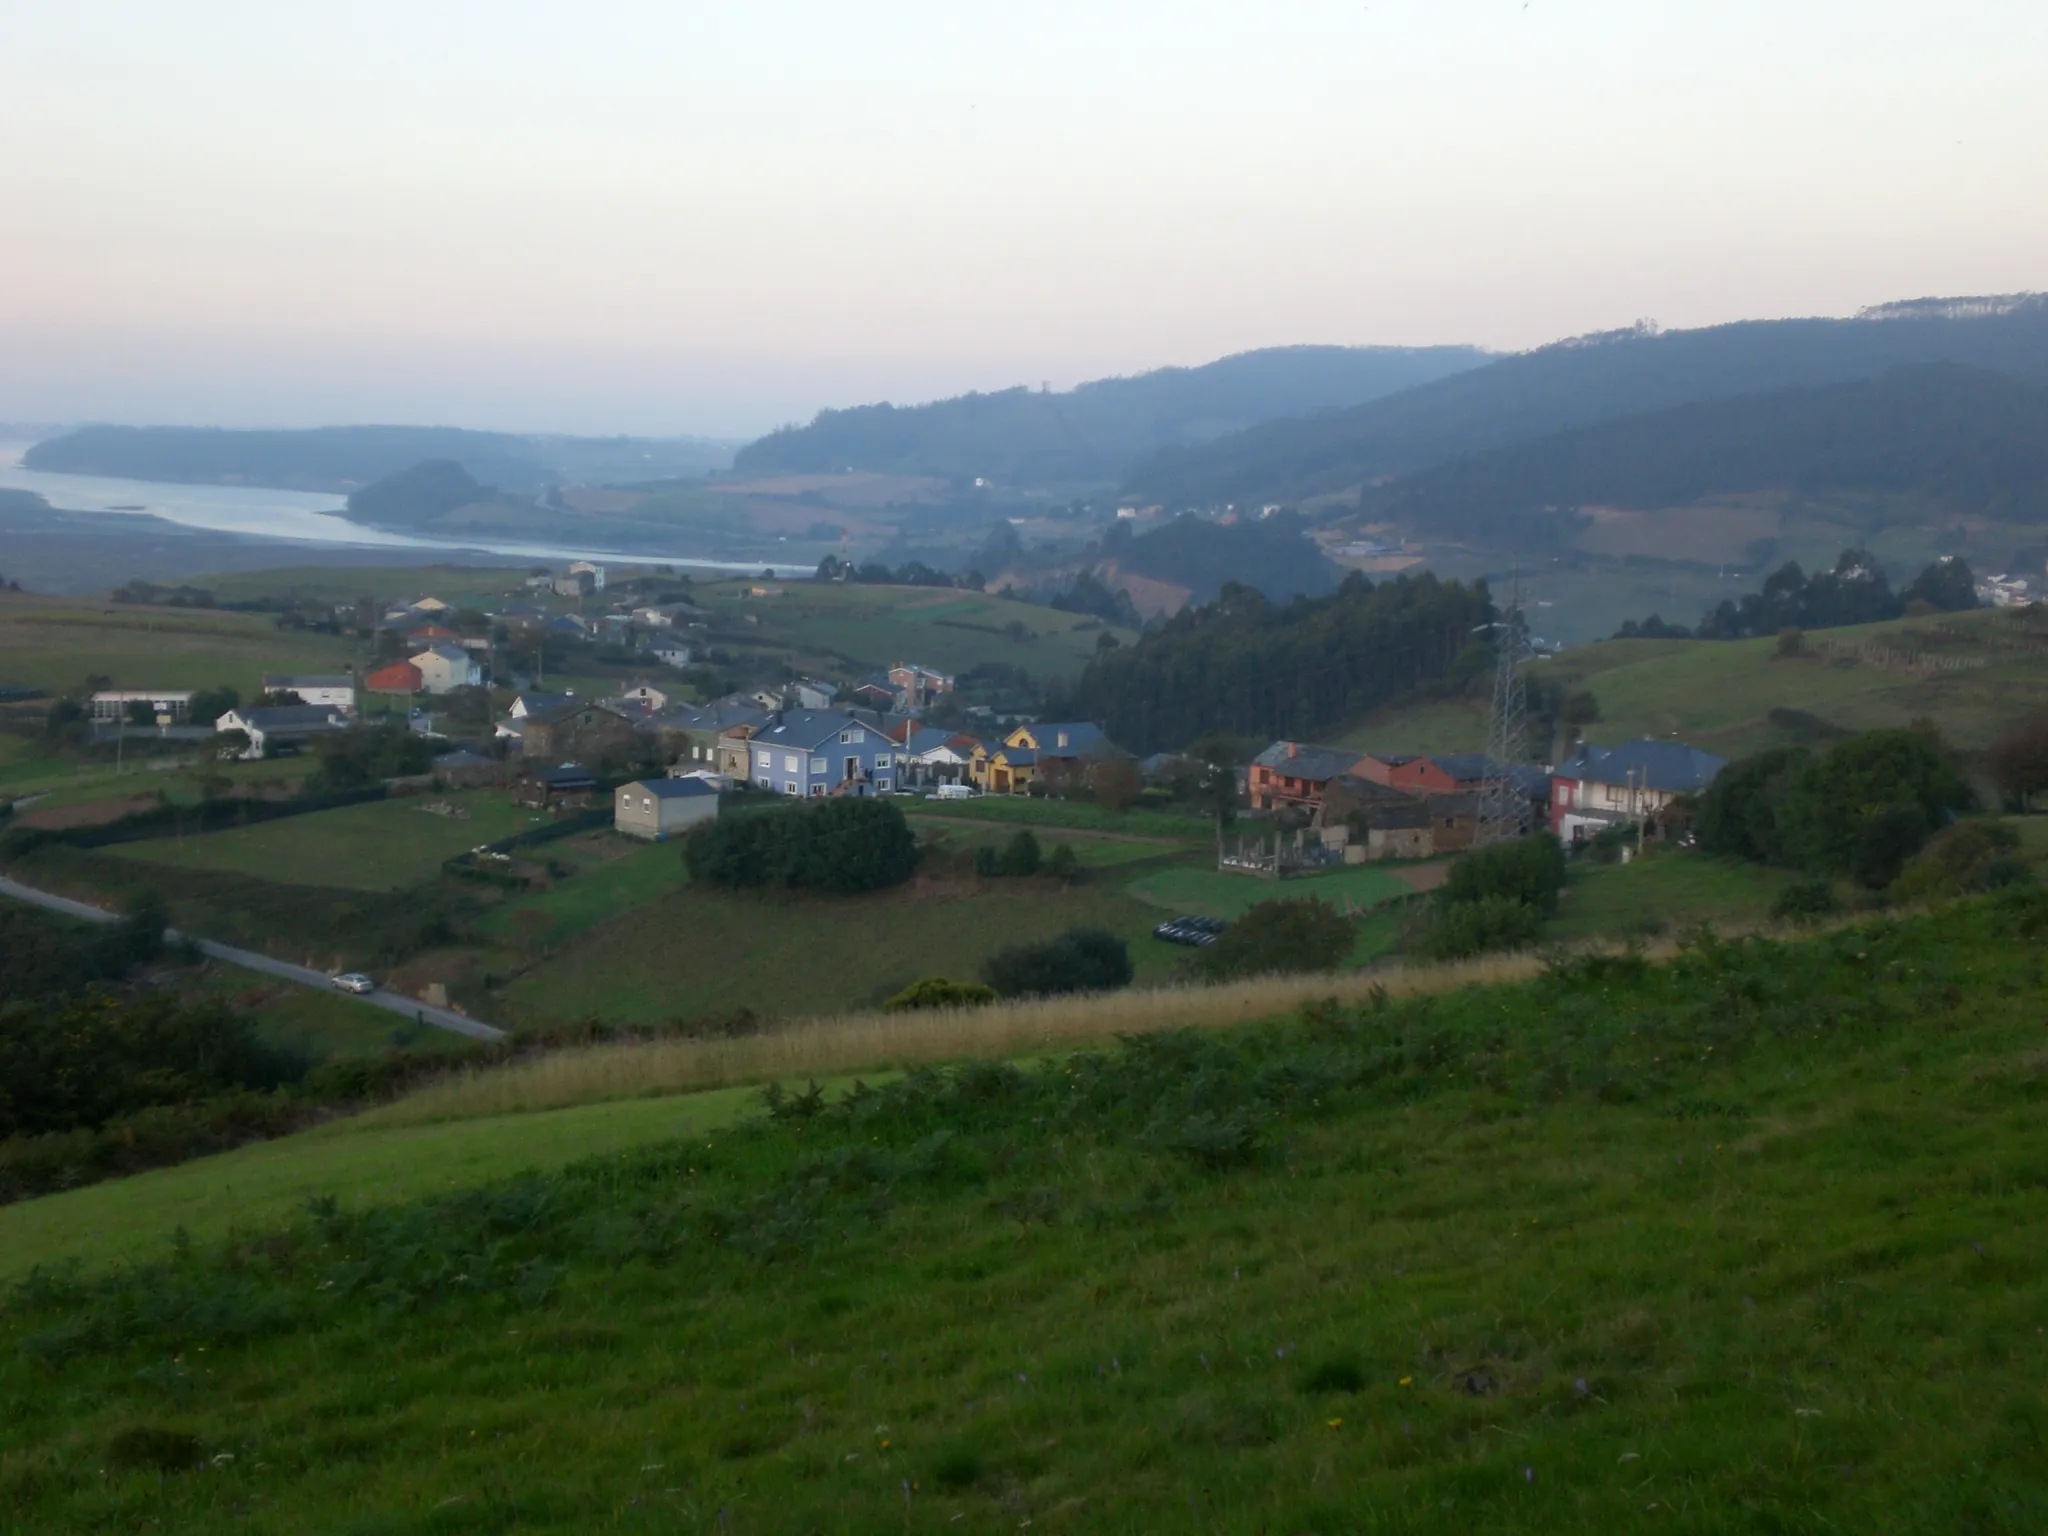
261, 674, 357, 713
568, 561, 606, 591
887, 663, 955, 712
410, 644, 484, 695
521, 700, 637, 767
89, 690, 197, 725
1551, 739, 1726, 845
214, 704, 350, 760
364, 661, 424, 695
614, 777, 720, 840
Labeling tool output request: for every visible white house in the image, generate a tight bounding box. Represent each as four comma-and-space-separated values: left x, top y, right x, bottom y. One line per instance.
1550, 739, 1726, 845
648, 641, 694, 669
613, 683, 672, 711
614, 777, 719, 839
215, 704, 350, 760
569, 561, 606, 591
410, 643, 484, 695
261, 674, 357, 713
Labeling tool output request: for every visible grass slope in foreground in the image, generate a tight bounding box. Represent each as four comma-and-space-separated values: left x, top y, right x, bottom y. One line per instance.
6, 894, 2048, 1530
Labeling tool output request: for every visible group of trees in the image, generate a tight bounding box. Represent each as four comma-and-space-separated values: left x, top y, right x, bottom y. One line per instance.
1056, 571, 1493, 753
684, 798, 919, 896
1044, 571, 1144, 629
981, 927, 1133, 998
1412, 834, 1569, 960
814, 555, 986, 590
1614, 549, 1979, 641
970, 830, 1080, 882
1696, 728, 1976, 888
304, 725, 438, 792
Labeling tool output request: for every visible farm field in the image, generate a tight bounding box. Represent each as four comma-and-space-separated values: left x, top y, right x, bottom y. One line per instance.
1344, 608, 2048, 760
187, 965, 479, 1063
689, 578, 1132, 680
4, 897, 2046, 1529
476, 834, 690, 945
905, 815, 1187, 869
1544, 849, 1796, 941
901, 795, 1215, 838
493, 880, 1185, 1027
1125, 862, 1414, 919
104, 789, 534, 891
0, 589, 356, 697
188, 562, 536, 609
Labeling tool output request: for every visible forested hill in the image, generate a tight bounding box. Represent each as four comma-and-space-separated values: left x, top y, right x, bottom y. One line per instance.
1055, 572, 1489, 753
1368, 364, 2048, 545
732, 345, 1491, 484
1103, 510, 1344, 605
23, 426, 733, 493
1124, 296, 2048, 508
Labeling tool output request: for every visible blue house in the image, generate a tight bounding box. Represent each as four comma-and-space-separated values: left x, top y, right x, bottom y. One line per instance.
743, 710, 898, 797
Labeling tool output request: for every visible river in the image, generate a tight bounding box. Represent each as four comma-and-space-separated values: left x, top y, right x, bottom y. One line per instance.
0, 446, 798, 575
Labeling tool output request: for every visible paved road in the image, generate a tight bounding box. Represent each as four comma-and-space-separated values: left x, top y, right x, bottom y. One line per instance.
0, 875, 505, 1042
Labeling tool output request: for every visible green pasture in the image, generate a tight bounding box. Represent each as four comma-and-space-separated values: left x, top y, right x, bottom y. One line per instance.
494, 881, 1181, 1027
189, 563, 534, 609
1124, 862, 1413, 920
0, 1088, 768, 1283
904, 795, 1214, 838
906, 816, 1185, 869
476, 834, 689, 945
0, 594, 355, 698
7, 898, 2048, 1528
104, 790, 533, 892
1544, 849, 1797, 941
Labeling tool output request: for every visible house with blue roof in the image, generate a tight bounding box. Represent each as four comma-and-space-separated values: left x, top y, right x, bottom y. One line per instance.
1550, 738, 1727, 844
739, 710, 898, 797
971, 721, 1122, 794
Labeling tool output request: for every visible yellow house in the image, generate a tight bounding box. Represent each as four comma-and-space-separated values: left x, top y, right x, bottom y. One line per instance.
971, 721, 1117, 795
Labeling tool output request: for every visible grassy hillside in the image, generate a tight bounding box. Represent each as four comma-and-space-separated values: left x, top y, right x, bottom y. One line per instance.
4, 894, 2047, 1529
1344, 608, 2048, 760
0, 590, 356, 697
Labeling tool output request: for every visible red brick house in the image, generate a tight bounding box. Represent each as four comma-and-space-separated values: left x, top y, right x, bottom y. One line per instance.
1248, 741, 1370, 814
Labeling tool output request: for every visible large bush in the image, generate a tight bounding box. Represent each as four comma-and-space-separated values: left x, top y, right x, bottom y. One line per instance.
1193, 898, 1355, 980
1411, 893, 1547, 961
684, 797, 918, 895
1698, 729, 1973, 886
981, 928, 1133, 998
1437, 833, 1568, 916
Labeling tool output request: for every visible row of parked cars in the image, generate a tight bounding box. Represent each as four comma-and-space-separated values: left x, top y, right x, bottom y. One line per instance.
1153, 914, 1229, 948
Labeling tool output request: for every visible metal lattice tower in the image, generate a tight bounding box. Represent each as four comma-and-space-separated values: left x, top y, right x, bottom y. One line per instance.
1475, 583, 1531, 846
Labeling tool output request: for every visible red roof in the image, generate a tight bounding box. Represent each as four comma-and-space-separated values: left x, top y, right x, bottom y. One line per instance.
365, 661, 423, 693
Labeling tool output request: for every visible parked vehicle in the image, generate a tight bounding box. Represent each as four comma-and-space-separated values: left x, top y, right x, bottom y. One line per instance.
1152, 915, 1228, 947
331, 972, 376, 995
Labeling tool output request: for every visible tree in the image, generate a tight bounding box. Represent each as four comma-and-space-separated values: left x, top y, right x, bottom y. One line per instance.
1089, 758, 1142, 812
1189, 735, 1241, 831
1437, 833, 1568, 916
1901, 556, 1977, 613
981, 928, 1133, 998
1193, 898, 1354, 980
1695, 746, 1812, 863
1045, 844, 1080, 882
1774, 729, 1972, 878
683, 798, 918, 895
1987, 711, 2048, 808
187, 685, 240, 726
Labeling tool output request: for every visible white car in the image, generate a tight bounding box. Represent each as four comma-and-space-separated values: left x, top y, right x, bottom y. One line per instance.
331, 972, 376, 995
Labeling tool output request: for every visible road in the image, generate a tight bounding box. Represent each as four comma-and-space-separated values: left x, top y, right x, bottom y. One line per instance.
0, 875, 505, 1042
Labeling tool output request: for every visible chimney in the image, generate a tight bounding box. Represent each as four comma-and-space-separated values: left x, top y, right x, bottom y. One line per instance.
1286, 741, 1297, 758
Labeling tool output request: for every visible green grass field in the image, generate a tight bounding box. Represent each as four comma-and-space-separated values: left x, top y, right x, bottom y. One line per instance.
1344, 609, 2048, 760
1126, 862, 1414, 919
188, 563, 532, 609
904, 796, 1215, 838
691, 578, 1131, 680
1545, 849, 1797, 941
906, 816, 1184, 870
477, 835, 689, 945
6, 895, 2047, 1529
494, 880, 1186, 1026
104, 790, 534, 892
0, 1087, 770, 1283
0, 591, 357, 698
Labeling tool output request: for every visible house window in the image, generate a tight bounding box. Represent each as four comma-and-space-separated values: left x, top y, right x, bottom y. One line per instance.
809, 757, 827, 773
784, 754, 800, 773
810, 783, 824, 797
840, 729, 864, 743
757, 775, 772, 789
755, 749, 771, 767
782, 782, 799, 796
874, 776, 890, 791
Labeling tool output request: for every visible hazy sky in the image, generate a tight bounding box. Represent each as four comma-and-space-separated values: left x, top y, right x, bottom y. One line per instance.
2, 1, 2043, 438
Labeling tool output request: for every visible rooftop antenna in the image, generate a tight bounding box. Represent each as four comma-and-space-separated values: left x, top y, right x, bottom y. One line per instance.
1475, 577, 1531, 847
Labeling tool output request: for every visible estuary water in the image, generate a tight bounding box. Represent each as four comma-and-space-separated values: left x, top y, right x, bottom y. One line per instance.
0, 446, 793, 574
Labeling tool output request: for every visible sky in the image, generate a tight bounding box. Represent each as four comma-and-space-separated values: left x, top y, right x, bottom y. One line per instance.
2, 0, 2044, 439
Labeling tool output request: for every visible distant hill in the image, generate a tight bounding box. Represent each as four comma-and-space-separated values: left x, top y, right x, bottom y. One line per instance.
1104, 510, 1344, 607
1369, 364, 2048, 546
22, 426, 735, 493
344, 460, 507, 530
1126, 296, 2048, 508
732, 345, 1493, 485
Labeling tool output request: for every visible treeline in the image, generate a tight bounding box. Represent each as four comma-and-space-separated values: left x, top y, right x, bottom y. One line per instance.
814, 555, 986, 590
1613, 549, 1978, 640
1055, 570, 1493, 754
1100, 510, 1342, 606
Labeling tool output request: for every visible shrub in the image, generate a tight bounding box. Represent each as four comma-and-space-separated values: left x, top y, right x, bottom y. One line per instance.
1437, 833, 1568, 916
1046, 843, 1080, 882
882, 977, 998, 1012
1194, 898, 1355, 980
684, 798, 917, 895
972, 846, 998, 878
1411, 894, 1545, 960
1771, 879, 1840, 923
996, 829, 1042, 877
1890, 820, 2024, 905
981, 927, 1133, 998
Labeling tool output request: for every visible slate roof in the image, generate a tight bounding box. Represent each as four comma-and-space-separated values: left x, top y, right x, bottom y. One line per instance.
262, 674, 354, 690
627, 777, 719, 800
1251, 741, 1363, 782
1021, 721, 1115, 757
1556, 739, 1727, 795
231, 704, 347, 731
748, 710, 882, 753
